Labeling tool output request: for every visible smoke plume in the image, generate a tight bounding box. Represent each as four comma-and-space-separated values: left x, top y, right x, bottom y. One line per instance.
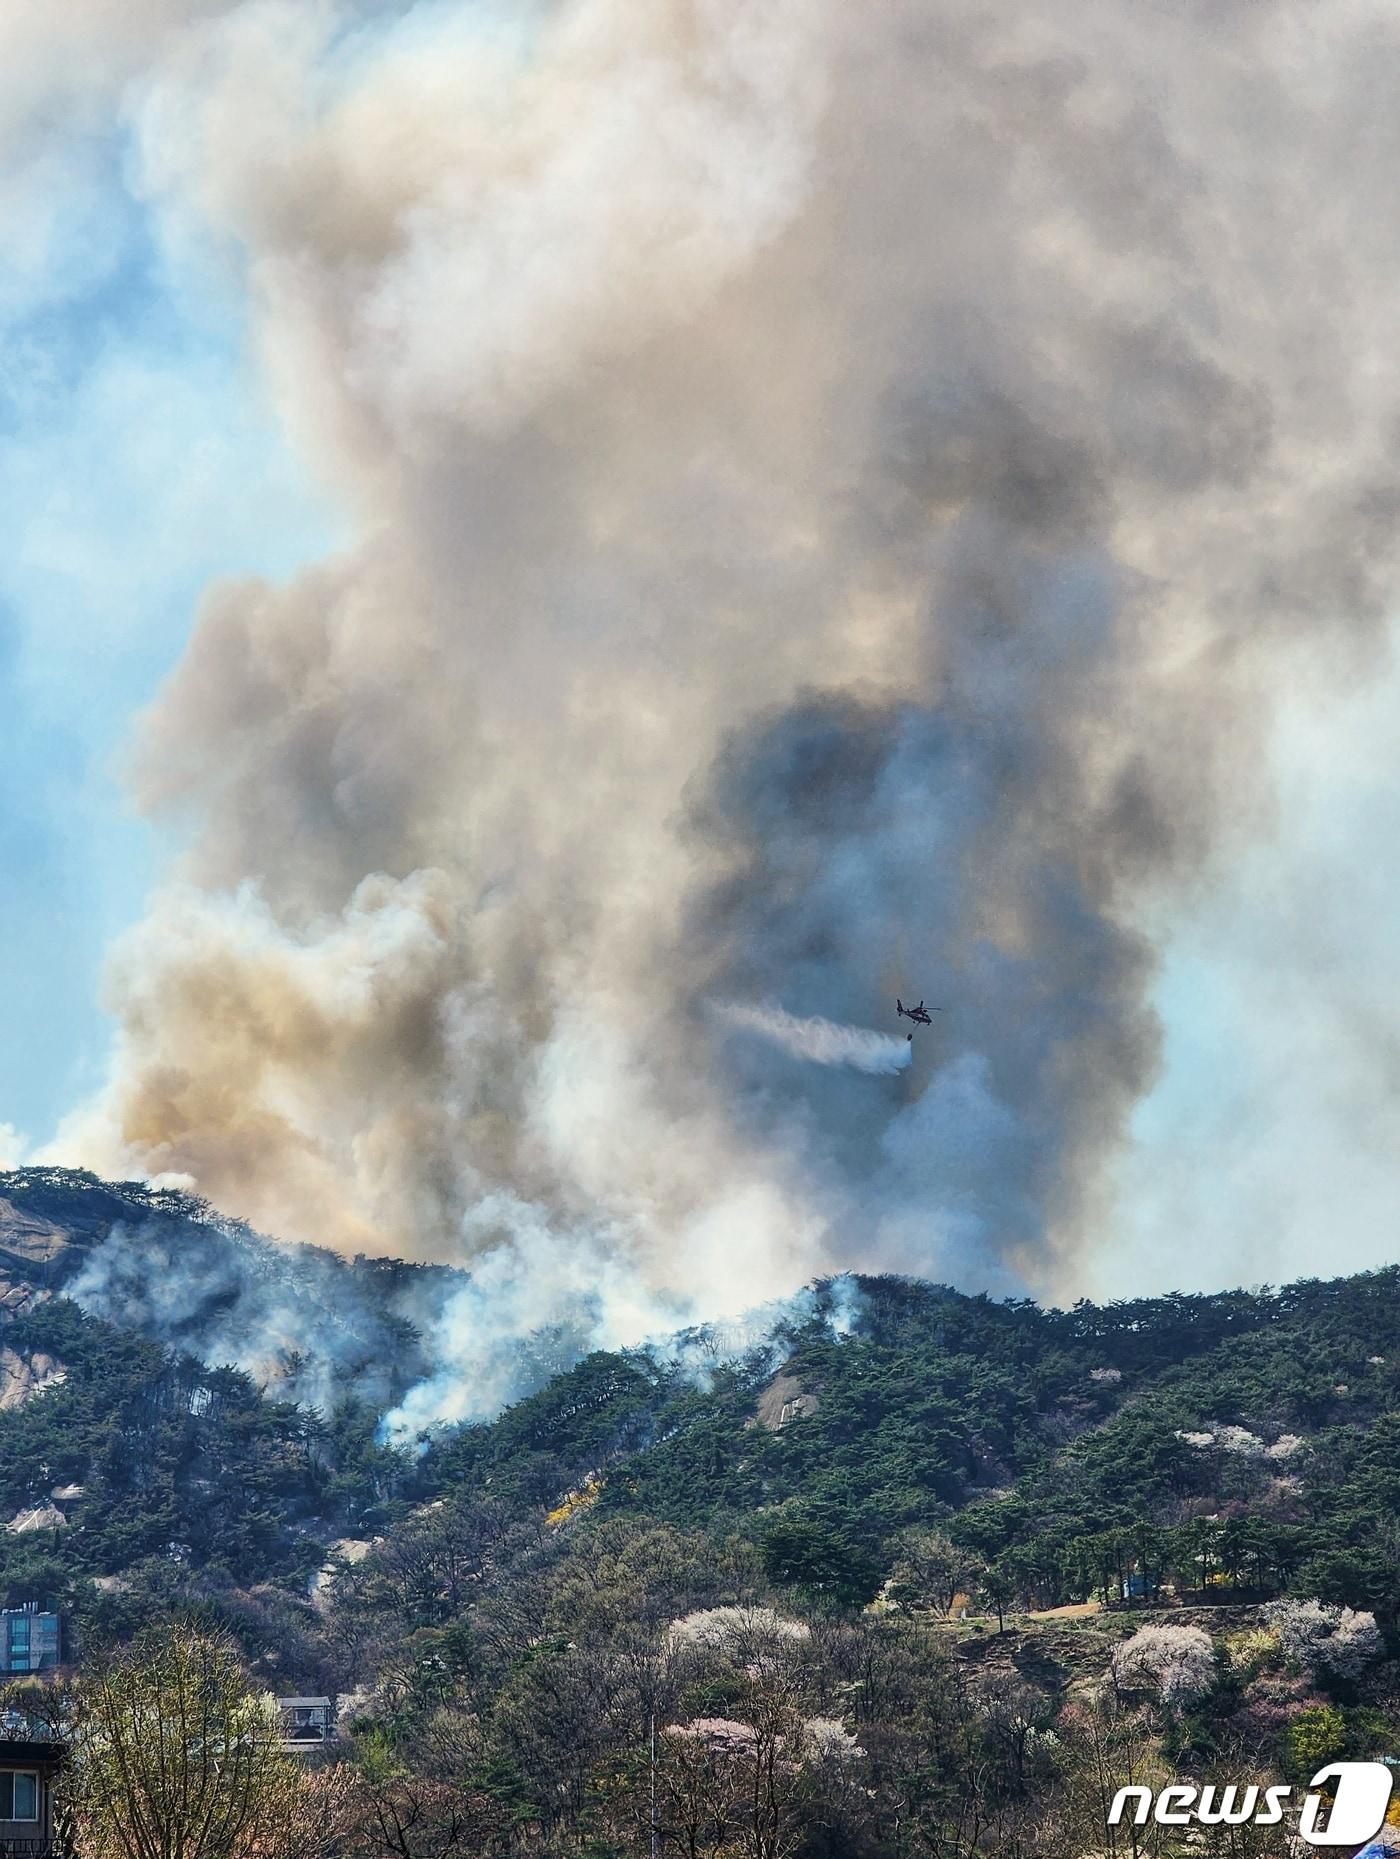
29, 0, 1400, 1420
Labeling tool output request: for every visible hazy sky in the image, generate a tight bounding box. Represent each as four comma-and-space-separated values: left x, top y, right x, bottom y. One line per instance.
6, 0, 1400, 1336
0, 170, 334, 1148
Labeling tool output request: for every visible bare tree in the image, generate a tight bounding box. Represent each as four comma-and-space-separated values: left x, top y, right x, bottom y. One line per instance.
68, 1624, 296, 1859
247, 1761, 361, 1859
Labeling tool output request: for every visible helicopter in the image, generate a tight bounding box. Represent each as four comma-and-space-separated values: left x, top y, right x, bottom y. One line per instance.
896, 997, 938, 1027
897, 998, 945, 1040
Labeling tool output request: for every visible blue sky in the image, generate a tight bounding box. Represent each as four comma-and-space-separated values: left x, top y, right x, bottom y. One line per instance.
0, 174, 336, 1150
1101, 665, 1400, 1298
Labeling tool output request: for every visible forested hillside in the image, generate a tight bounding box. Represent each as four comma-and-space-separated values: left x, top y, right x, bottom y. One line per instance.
422, 1267, 1400, 1621
286, 1268, 1400, 1857
0, 1174, 1399, 1852
0, 1169, 1393, 1646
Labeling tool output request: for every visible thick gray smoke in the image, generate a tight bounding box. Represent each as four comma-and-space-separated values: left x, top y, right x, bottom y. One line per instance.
30, 0, 1400, 1422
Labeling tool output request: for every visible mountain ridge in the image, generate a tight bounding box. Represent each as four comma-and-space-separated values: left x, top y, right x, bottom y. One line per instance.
0, 1165, 465, 1413
0, 1167, 1391, 1677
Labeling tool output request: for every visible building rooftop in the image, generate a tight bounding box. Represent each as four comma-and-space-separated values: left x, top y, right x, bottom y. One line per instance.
0, 1740, 61, 1767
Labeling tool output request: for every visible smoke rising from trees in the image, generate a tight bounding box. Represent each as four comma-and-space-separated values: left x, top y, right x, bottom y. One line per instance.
23, 0, 1400, 1399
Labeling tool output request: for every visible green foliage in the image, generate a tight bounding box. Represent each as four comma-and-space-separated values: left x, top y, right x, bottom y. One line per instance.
1285, 1703, 1347, 1776
3, 1243, 1400, 1685
4, 1230, 1391, 1859
406, 1266, 1400, 1627
0, 1296, 412, 1627
758, 1513, 882, 1605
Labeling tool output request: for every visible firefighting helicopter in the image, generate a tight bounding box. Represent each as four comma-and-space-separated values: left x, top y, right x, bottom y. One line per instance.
896, 997, 941, 1039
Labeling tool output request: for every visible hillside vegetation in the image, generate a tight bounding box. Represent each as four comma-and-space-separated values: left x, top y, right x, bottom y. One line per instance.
425, 1267, 1400, 1621
0, 1171, 1393, 1637
290, 1267, 1400, 1858
0, 1174, 1397, 1853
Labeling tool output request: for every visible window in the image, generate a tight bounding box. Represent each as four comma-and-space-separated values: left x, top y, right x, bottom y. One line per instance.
0, 1771, 39, 1820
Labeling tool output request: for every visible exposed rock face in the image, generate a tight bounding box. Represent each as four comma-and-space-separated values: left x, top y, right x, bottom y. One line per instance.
327, 1538, 372, 1567
0, 1194, 76, 1324
755, 1369, 819, 1431
310, 1539, 373, 1609
0, 1198, 74, 1274
0, 1174, 162, 1322
6, 1504, 66, 1534
0, 1349, 66, 1411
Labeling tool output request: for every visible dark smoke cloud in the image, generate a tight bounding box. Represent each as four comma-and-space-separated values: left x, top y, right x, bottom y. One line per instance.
23, 0, 1400, 1422
687, 675, 1160, 1286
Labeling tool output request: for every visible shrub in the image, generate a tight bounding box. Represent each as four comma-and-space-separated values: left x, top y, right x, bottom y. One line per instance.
668, 1605, 810, 1656
1285, 1703, 1347, 1777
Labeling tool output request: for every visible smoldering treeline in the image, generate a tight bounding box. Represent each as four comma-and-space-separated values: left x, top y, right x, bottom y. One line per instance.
0, 1169, 868, 1437
30, 0, 1400, 1419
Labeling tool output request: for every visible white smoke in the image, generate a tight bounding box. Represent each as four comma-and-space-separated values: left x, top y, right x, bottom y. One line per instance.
384, 1258, 867, 1442
381, 1191, 688, 1439
715, 1003, 913, 1075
